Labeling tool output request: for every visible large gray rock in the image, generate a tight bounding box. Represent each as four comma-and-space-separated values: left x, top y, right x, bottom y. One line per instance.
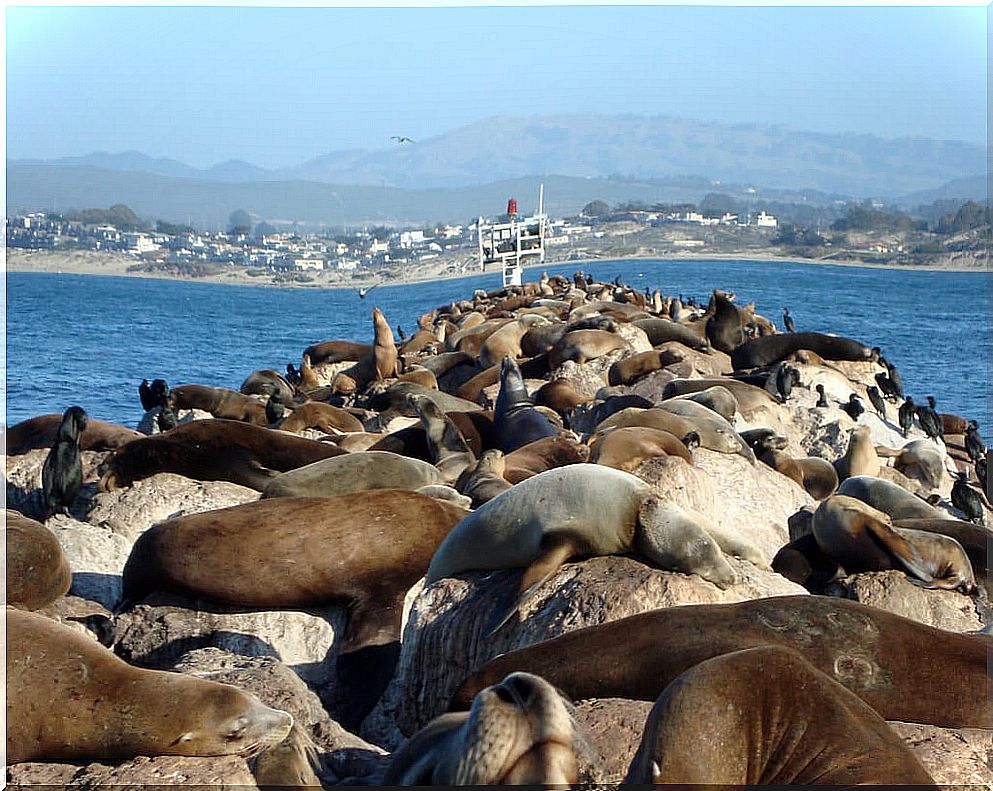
637, 449, 813, 562
888, 722, 993, 787
364, 555, 806, 746
4, 449, 106, 521
114, 593, 346, 708
573, 698, 653, 783
826, 571, 986, 633
87, 472, 258, 541
46, 515, 132, 610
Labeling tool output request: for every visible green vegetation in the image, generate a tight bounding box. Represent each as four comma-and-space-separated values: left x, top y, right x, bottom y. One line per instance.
65, 204, 148, 231
830, 204, 926, 233
155, 219, 195, 235
935, 201, 993, 234
228, 208, 253, 236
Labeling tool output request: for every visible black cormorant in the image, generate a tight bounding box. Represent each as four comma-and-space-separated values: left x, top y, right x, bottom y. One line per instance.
41, 406, 88, 518
866, 386, 887, 420
841, 393, 864, 421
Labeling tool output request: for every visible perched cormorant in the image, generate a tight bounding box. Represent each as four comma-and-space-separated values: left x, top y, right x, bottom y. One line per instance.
951, 472, 985, 524
285, 363, 301, 386
886, 363, 905, 400
874, 372, 898, 401
782, 307, 795, 333
866, 386, 887, 420
815, 384, 829, 408
41, 406, 88, 518
775, 364, 800, 403
266, 391, 286, 425
156, 406, 178, 432
964, 420, 986, 462
976, 453, 988, 495
898, 397, 916, 436
841, 393, 864, 421
917, 396, 944, 442
396, 325, 407, 341
138, 378, 170, 411
584, 273, 594, 287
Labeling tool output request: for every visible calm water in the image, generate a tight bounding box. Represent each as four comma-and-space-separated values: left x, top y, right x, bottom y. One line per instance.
4, 260, 991, 443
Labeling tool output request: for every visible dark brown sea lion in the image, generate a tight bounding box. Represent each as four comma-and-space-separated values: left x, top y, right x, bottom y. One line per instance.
795, 455, 840, 499
240, 369, 297, 403
661, 376, 778, 414
278, 401, 365, 434
501, 435, 591, 484
297, 354, 321, 391
169, 384, 268, 425
703, 289, 747, 353
547, 329, 628, 369
493, 357, 558, 453
532, 377, 591, 417
607, 350, 667, 386
452, 594, 993, 729
812, 494, 976, 594
892, 516, 991, 595
97, 418, 346, 492
7, 608, 293, 763
123, 492, 469, 729
6, 414, 142, 455
590, 426, 693, 471
731, 331, 878, 370
5, 510, 72, 610
771, 532, 843, 591
624, 646, 935, 785
302, 339, 371, 366
383, 673, 579, 786
631, 316, 710, 351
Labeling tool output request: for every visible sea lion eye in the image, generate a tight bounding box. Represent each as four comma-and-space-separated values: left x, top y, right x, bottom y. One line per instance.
226, 716, 248, 740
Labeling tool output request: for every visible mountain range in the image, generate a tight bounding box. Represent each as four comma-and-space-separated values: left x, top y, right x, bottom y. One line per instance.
7, 114, 987, 228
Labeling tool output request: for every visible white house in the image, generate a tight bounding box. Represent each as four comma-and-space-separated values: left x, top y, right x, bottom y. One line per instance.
756, 212, 778, 228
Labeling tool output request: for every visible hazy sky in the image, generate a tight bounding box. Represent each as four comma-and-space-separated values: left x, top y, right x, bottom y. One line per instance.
5, 4, 987, 168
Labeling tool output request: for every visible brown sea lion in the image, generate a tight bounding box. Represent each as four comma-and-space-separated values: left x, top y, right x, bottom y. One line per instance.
452, 594, 993, 729
631, 316, 711, 351
410, 393, 476, 484
7, 608, 293, 763
479, 315, 548, 368
454, 363, 501, 404
664, 385, 739, 422
5, 510, 72, 610
396, 365, 438, 390
731, 331, 878, 370
834, 425, 880, 481
501, 435, 591, 484
590, 426, 693, 471
837, 475, 949, 519
168, 384, 268, 425
302, 339, 371, 366
547, 329, 629, 369
625, 646, 934, 785
6, 414, 142, 455
278, 401, 365, 434
892, 516, 991, 596
533, 377, 591, 416
757, 447, 806, 488
240, 369, 298, 403
795, 456, 840, 499
597, 407, 750, 460
261, 451, 445, 499
98, 418, 346, 492
607, 350, 667, 386
520, 321, 568, 357
123, 492, 469, 729
297, 354, 321, 391
812, 494, 975, 594
458, 449, 514, 507
875, 438, 945, 490
383, 673, 580, 786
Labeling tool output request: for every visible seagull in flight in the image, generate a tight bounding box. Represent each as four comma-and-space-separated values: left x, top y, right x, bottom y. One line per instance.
391, 136, 414, 144
357, 283, 380, 299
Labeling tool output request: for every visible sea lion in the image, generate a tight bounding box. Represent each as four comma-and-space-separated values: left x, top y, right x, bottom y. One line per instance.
410, 393, 476, 484
624, 646, 935, 785
771, 533, 843, 591
756, 447, 806, 488
169, 384, 268, 425
493, 357, 558, 453
891, 516, 991, 596
730, 331, 878, 370
240, 369, 297, 403
428, 465, 747, 633
261, 451, 446, 499
371, 307, 399, 381
366, 381, 483, 418
597, 407, 751, 461
606, 350, 667, 386
520, 321, 567, 357
833, 425, 880, 481
297, 354, 321, 391
812, 495, 975, 593
631, 317, 710, 351
479, 315, 548, 368
794, 456, 839, 499
303, 339, 371, 366
6, 414, 142, 455
875, 438, 945, 490
278, 401, 365, 434
459, 449, 514, 507
589, 426, 693, 471
41, 405, 88, 518
451, 594, 993, 730
837, 475, 948, 520
533, 377, 591, 416
454, 363, 501, 404
397, 364, 438, 390
665, 385, 738, 422
98, 418, 346, 492
383, 673, 579, 786
7, 608, 293, 763
661, 377, 778, 415
501, 435, 591, 483
5, 510, 72, 610
123, 492, 469, 729
703, 289, 746, 353
547, 329, 629, 369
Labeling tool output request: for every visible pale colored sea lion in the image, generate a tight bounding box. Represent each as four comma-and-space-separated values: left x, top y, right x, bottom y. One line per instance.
664, 385, 739, 422
383, 673, 579, 786
812, 494, 975, 593
459, 449, 514, 507
410, 393, 476, 484
548, 329, 629, 369
625, 646, 934, 785
479, 315, 548, 368
452, 594, 993, 730
597, 407, 751, 461
834, 425, 880, 481
278, 401, 365, 434
875, 438, 945, 490
428, 465, 753, 632
589, 426, 693, 471
261, 451, 445, 498
7, 608, 293, 763
837, 475, 949, 520
661, 377, 778, 415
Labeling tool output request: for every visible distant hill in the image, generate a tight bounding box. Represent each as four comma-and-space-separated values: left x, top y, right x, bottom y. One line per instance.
894, 174, 988, 208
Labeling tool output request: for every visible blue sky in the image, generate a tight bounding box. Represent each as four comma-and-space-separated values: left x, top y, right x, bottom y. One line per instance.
5, 5, 987, 169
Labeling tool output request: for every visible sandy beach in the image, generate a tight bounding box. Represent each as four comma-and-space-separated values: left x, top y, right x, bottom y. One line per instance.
4, 246, 987, 292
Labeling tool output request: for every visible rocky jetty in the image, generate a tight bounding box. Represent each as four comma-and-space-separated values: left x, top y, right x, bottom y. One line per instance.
5, 271, 990, 787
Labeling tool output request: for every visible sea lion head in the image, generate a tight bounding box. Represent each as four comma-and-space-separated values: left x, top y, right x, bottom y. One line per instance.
477, 448, 506, 475
452, 672, 578, 785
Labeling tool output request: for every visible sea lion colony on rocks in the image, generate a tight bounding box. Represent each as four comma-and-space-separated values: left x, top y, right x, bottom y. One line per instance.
5, 272, 992, 787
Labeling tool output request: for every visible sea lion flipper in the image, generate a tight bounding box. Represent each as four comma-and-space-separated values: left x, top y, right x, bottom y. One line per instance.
863, 519, 933, 584
485, 537, 576, 636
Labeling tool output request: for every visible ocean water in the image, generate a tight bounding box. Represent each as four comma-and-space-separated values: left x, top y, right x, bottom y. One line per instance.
4, 260, 991, 443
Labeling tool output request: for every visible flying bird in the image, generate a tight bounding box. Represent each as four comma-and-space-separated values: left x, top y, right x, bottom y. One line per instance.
391, 136, 414, 144
357, 283, 380, 299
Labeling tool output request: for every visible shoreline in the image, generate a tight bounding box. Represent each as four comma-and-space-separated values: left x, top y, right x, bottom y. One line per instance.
4, 247, 988, 293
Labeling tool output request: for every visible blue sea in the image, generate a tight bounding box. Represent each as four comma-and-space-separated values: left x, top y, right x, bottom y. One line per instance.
4, 260, 991, 443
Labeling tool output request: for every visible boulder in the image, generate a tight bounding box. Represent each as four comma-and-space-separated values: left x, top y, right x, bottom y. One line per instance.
46, 515, 132, 610
4, 449, 106, 521
888, 722, 993, 787
573, 698, 653, 783
6, 756, 257, 788
87, 472, 258, 542
826, 571, 986, 633
364, 555, 806, 745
